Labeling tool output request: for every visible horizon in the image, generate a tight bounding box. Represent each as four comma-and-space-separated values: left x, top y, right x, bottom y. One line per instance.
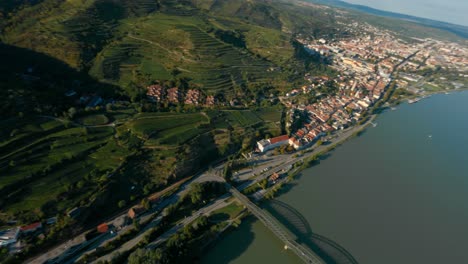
342, 0, 468, 27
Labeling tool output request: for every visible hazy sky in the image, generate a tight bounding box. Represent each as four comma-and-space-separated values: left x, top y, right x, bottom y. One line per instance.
343, 0, 468, 26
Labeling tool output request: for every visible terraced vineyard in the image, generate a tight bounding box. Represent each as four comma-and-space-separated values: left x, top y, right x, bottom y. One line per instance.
0, 117, 129, 216
1, 0, 308, 99
127, 112, 209, 145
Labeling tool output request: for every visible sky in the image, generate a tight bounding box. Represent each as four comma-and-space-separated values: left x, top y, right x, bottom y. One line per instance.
343, 0, 468, 27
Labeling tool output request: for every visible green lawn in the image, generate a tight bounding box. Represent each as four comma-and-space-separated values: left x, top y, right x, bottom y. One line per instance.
209, 201, 244, 222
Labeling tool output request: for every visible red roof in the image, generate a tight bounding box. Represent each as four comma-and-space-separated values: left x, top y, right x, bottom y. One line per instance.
97, 223, 109, 233
269, 135, 289, 144
20, 222, 42, 232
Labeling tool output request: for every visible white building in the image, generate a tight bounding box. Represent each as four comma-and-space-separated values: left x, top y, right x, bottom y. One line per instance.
257, 135, 290, 152
0, 228, 20, 247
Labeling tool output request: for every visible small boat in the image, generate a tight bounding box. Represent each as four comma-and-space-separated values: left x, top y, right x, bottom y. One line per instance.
428, 135, 432, 139
408, 98, 421, 104
391, 107, 397, 111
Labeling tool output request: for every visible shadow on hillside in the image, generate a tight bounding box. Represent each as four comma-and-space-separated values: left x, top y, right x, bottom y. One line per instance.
0, 43, 122, 116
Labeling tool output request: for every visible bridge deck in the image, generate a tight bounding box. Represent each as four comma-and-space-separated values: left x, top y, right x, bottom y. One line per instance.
229, 187, 326, 264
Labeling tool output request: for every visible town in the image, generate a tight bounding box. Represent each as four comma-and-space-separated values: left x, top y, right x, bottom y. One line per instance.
1, 12, 467, 264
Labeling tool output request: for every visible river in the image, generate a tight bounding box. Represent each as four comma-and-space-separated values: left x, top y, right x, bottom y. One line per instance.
202, 91, 468, 264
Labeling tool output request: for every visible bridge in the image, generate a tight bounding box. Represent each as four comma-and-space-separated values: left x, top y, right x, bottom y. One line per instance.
229, 185, 326, 264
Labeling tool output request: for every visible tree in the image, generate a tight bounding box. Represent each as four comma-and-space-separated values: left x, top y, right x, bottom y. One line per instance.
68, 107, 77, 119
259, 178, 268, 189
133, 219, 140, 231
189, 183, 203, 204
118, 200, 126, 208
141, 198, 150, 210
106, 103, 113, 111
76, 181, 85, 189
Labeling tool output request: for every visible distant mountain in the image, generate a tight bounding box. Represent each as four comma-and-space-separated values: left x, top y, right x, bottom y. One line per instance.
310, 0, 468, 39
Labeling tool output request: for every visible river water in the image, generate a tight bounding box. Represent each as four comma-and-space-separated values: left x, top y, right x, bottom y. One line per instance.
202, 91, 468, 264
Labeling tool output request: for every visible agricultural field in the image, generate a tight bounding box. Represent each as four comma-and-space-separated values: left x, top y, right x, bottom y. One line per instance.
78, 114, 110, 126
1, 0, 308, 102
223, 110, 263, 127
0, 117, 131, 220
255, 106, 283, 123
126, 112, 210, 145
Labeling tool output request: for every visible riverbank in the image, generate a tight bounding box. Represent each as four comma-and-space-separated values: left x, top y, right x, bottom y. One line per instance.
204, 91, 468, 264
199, 114, 378, 262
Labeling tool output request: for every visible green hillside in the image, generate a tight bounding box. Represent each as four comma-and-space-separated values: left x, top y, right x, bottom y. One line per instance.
0, 0, 311, 98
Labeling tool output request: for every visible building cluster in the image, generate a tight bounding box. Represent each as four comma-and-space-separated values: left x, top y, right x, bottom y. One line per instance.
257, 20, 466, 155
146, 85, 216, 107
299, 21, 467, 93
0, 218, 55, 253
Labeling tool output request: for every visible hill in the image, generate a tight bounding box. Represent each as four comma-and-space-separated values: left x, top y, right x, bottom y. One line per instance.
0, 0, 345, 103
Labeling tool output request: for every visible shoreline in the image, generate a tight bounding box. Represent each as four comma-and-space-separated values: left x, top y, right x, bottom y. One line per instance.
203, 89, 468, 262
200, 114, 378, 261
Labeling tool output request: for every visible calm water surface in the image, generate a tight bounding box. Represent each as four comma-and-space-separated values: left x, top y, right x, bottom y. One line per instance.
202, 91, 468, 264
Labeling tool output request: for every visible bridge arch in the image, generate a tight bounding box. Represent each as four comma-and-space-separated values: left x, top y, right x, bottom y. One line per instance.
267, 199, 359, 264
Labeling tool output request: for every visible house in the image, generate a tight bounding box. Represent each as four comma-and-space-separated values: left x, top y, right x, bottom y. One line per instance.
128, 206, 146, 219
65, 90, 77, 97
87, 96, 103, 108
205, 95, 216, 106
167, 87, 181, 103
0, 228, 20, 247
185, 89, 201, 105
20, 222, 42, 234
97, 223, 109, 233
257, 135, 290, 153
146, 84, 165, 102
269, 172, 280, 182
67, 207, 81, 219
46, 217, 57, 225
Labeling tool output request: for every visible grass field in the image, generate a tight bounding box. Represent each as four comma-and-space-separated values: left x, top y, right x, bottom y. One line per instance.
209, 200, 244, 222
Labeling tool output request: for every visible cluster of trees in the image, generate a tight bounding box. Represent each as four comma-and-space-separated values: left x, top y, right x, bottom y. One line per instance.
127, 215, 212, 264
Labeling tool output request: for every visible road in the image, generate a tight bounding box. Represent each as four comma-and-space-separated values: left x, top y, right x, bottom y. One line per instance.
94, 194, 233, 263
34, 113, 375, 264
